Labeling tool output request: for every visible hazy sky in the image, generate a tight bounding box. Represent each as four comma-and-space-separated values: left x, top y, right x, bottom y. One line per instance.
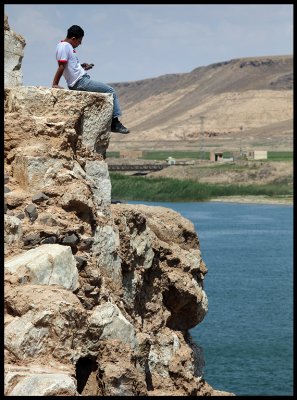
4, 4, 293, 87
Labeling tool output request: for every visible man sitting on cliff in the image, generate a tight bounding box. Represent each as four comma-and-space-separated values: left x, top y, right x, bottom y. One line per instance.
52, 24, 130, 134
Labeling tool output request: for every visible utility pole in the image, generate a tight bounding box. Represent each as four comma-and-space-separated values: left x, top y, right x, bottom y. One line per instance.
199, 116, 205, 160
239, 125, 243, 156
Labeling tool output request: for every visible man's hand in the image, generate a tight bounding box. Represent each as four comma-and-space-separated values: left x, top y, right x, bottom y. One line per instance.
81, 63, 94, 70
52, 84, 64, 89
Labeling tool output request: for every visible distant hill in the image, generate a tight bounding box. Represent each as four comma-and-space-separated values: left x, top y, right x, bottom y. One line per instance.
110, 55, 293, 151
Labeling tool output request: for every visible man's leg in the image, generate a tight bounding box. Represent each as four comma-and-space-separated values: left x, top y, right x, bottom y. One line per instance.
78, 76, 122, 118
71, 75, 129, 133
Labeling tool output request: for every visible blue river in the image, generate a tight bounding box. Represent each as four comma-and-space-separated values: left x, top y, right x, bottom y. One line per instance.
129, 201, 293, 396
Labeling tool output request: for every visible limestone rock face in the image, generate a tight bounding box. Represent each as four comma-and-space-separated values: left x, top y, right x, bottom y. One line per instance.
5, 364, 79, 396
4, 14, 26, 87
5, 244, 79, 290
111, 203, 208, 332
4, 86, 113, 162
4, 15, 234, 397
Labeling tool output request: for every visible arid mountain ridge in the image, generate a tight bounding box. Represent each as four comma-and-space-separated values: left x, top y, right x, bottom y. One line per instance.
109, 55, 293, 152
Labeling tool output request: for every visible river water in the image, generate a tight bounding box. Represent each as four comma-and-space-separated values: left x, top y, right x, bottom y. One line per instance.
129, 200, 293, 396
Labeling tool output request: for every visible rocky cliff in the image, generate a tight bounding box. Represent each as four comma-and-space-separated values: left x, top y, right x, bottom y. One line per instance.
4, 16, 233, 396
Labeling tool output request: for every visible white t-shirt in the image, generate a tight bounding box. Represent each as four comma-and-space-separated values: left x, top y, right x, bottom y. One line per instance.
56, 41, 85, 87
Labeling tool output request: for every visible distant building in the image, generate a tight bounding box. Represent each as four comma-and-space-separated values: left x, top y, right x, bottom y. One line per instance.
210, 151, 223, 162
209, 151, 223, 162
210, 151, 234, 163
248, 150, 267, 160
167, 156, 176, 165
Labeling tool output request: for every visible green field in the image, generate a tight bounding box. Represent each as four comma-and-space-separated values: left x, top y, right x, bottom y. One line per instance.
107, 150, 293, 162
142, 150, 210, 160
267, 151, 293, 161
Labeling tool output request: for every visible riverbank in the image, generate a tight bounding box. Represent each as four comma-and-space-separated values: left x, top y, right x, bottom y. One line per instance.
209, 195, 293, 205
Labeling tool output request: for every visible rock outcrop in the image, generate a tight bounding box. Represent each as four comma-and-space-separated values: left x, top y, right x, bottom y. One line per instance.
4, 14, 26, 87
4, 15, 234, 396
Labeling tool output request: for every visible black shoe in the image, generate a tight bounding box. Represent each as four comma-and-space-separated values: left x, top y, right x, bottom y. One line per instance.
111, 120, 130, 134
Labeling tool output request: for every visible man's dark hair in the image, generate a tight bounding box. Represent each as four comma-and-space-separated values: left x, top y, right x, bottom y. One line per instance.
67, 25, 84, 39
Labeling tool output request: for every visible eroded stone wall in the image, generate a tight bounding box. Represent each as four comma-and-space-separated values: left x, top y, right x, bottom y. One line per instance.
4, 14, 26, 87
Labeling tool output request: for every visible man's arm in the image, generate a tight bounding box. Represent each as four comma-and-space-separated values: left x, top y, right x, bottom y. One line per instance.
52, 62, 66, 89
